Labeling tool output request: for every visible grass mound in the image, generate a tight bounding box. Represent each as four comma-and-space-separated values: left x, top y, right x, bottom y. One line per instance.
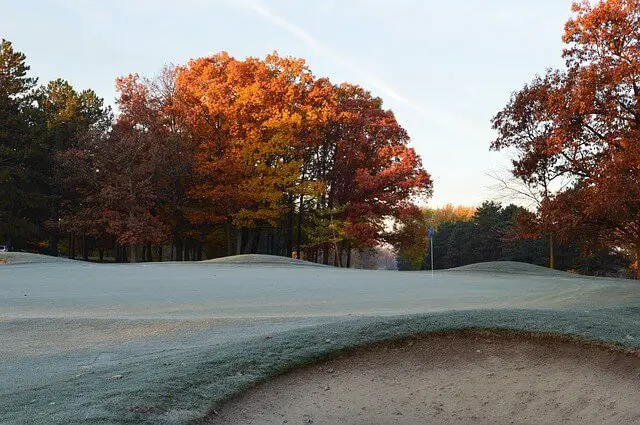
449, 261, 572, 276
0, 252, 76, 265
201, 254, 326, 267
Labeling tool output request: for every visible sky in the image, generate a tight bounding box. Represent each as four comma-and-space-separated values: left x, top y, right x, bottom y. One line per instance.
2, 0, 573, 207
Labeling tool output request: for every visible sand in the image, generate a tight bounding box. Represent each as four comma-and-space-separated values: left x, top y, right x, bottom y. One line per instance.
207, 331, 640, 425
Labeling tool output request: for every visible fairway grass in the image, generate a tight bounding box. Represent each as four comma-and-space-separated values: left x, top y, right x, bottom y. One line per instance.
0, 256, 638, 424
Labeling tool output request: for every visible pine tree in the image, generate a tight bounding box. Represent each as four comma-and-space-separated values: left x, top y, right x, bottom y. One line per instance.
0, 39, 41, 249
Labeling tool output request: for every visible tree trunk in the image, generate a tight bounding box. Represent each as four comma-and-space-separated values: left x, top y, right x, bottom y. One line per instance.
244, 229, 259, 254
225, 218, 234, 256
116, 243, 126, 263
7, 222, 13, 253
274, 227, 281, 256
286, 202, 294, 258
254, 229, 262, 254
296, 195, 304, 259
549, 233, 555, 270
636, 244, 640, 280
98, 249, 104, 262
243, 231, 252, 254
175, 239, 184, 261
49, 233, 59, 257
183, 242, 190, 261
322, 243, 330, 265
346, 248, 351, 268
68, 233, 74, 259
158, 245, 163, 262
129, 245, 137, 263
236, 228, 243, 255
82, 235, 89, 261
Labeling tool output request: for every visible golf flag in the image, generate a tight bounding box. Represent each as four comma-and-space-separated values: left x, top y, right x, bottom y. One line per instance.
428, 226, 435, 278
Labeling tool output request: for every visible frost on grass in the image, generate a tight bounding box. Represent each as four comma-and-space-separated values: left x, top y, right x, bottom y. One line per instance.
1, 260, 639, 424
201, 254, 326, 267
2, 308, 639, 425
0, 252, 76, 265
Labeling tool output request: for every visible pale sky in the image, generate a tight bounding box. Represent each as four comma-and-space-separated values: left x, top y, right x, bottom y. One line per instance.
2, 0, 572, 207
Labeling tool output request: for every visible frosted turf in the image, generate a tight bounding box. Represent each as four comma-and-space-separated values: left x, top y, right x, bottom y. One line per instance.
1, 253, 638, 424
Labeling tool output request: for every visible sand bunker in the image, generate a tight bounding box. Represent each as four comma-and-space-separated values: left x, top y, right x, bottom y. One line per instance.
207, 331, 640, 425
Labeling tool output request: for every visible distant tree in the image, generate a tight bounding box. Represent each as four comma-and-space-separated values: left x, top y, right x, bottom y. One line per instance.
491, 0, 640, 278
490, 71, 575, 269
427, 202, 548, 270
392, 206, 429, 270
309, 83, 433, 264
56, 127, 110, 260
425, 204, 476, 228
438, 221, 476, 269
0, 39, 112, 257
38, 79, 111, 256
132, 66, 195, 261
97, 74, 183, 262
0, 39, 42, 249
176, 53, 327, 256
393, 204, 475, 271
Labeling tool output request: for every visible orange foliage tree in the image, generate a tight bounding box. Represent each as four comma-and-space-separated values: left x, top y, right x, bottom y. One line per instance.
492, 0, 640, 277
175, 53, 333, 256
174, 52, 432, 263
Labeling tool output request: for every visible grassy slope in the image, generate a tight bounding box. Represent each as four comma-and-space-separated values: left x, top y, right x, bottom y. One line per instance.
0, 252, 76, 265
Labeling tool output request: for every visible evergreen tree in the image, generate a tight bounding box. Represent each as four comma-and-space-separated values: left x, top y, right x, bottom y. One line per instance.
0, 39, 42, 249
37, 79, 111, 256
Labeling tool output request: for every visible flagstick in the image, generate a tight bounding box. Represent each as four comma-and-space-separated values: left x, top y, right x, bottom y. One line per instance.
431, 237, 434, 279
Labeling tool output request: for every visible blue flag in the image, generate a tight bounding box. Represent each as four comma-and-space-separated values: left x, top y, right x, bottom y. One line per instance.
428, 226, 434, 239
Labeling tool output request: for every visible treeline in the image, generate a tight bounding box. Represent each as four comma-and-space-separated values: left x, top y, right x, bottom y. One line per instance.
396, 202, 632, 277
0, 41, 432, 263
